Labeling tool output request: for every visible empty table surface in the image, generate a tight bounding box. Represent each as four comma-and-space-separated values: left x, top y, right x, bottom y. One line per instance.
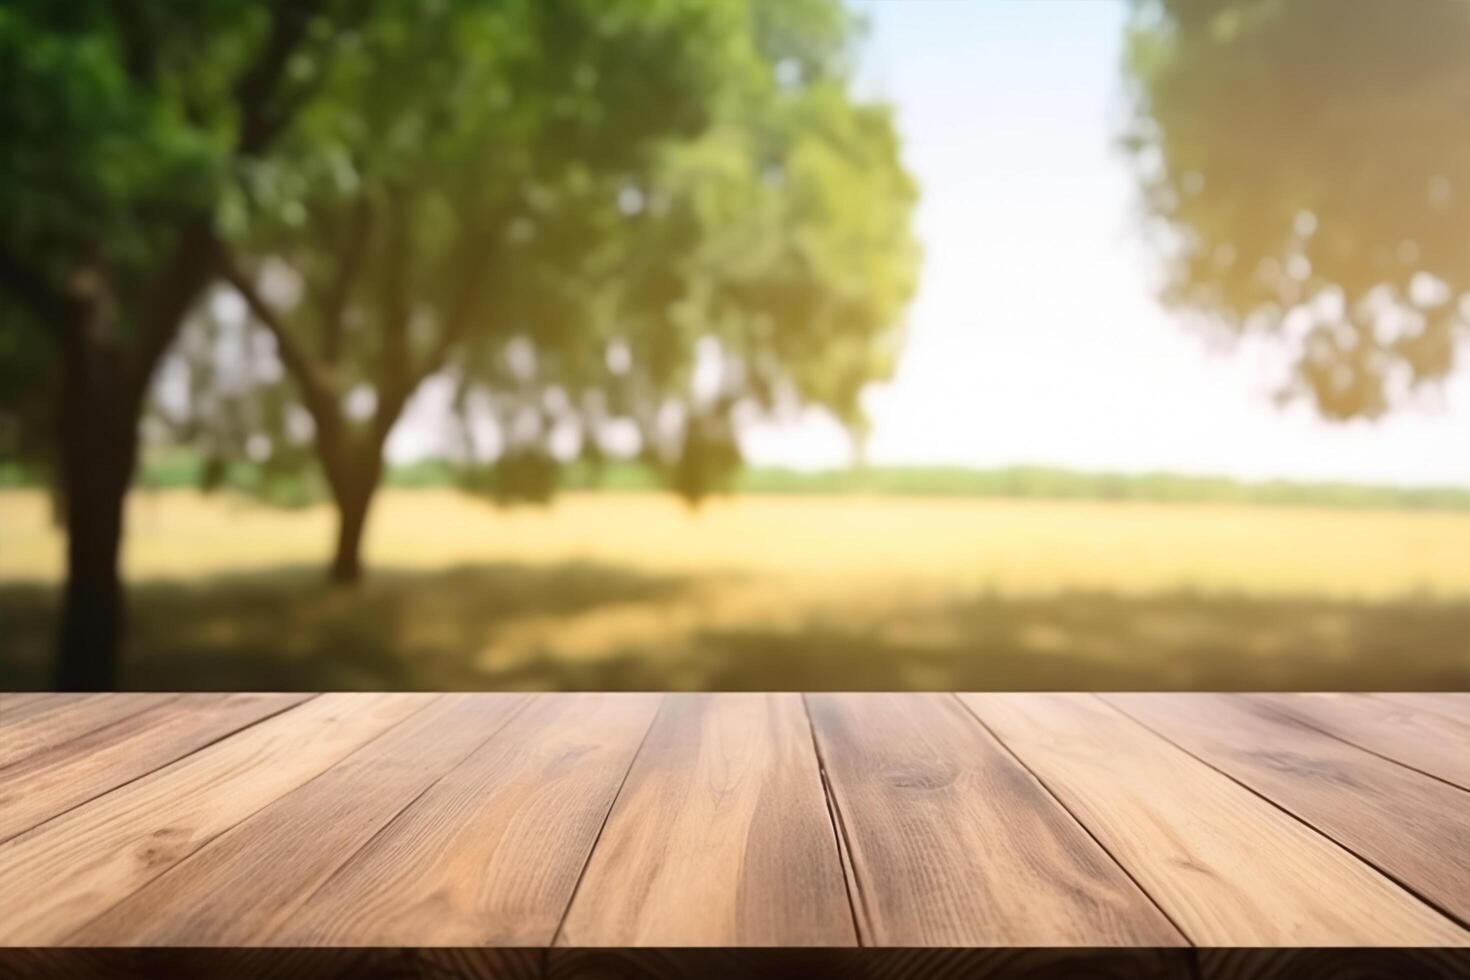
0, 691, 1466, 954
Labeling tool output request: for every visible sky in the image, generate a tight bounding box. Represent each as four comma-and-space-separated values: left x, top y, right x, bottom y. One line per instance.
735, 0, 1470, 486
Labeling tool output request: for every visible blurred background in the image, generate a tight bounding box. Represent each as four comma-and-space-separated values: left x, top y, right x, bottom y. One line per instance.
2, 0, 1467, 692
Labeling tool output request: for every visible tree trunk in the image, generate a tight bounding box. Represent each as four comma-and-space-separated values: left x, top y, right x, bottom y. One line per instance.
54, 361, 138, 691
56, 471, 128, 690
49, 229, 215, 689
326, 447, 384, 586
329, 479, 375, 585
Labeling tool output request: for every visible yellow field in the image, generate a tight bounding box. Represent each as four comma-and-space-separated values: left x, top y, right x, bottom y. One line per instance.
5, 487, 1469, 595
2, 489, 1468, 690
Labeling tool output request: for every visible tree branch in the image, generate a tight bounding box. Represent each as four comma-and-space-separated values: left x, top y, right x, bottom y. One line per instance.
219, 247, 376, 498
108, 0, 157, 84
319, 196, 373, 365
121, 0, 338, 401
234, 0, 380, 157
368, 187, 415, 444
414, 219, 504, 389
220, 249, 340, 424
381, 188, 411, 381
363, 211, 500, 449
421, 271, 487, 384
234, 0, 329, 155
128, 218, 219, 401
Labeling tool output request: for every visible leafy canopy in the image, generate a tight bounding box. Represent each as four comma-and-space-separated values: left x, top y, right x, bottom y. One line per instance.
462, 0, 918, 501
0, 0, 375, 478
1123, 0, 1470, 418
178, 0, 917, 505
0, 0, 356, 318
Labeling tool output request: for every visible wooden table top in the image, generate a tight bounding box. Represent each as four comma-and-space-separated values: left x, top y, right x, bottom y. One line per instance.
0, 691, 1466, 956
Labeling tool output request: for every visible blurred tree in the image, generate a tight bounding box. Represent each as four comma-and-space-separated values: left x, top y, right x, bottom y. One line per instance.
218, 0, 917, 580
1123, 0, 1470, 418
218, 0, 727, 581
0, 0, 361, 688
546, 41, 919, 506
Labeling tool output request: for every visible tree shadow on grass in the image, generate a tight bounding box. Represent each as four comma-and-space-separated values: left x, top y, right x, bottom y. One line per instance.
709, 590, 1470, 690
485, 589, 1470, 692
0, 562, 689, 691
1, 564, 1467, 690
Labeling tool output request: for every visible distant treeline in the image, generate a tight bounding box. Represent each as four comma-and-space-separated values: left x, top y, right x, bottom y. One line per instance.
2, 455, 1467, 512
730, 465, 1470, 511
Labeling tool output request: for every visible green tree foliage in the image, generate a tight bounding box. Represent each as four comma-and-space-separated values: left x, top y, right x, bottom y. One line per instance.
215, 0, 742, 581
1, 0, 358, 687
207, 0, 917, 578
556, 33, 919, 503
1123, 0, 1470, 418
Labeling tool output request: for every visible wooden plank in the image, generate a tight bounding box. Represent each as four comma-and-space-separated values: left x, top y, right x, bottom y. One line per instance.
0, 694, 141, 733
962, 693, 1468, 946
0, 694, 179, 769
72, 694, 527, 945
0, 693, 313, 844
0, 692, 433, 944
0, 694, 66, 718
1373, 693, 1470, 724
805, 693, 1183, 946
274, 693, 662, 946
1108, 693, 1470, 925
557, 693, 855, 946
1247, 693, 1470, 790
0, 693, 82, 717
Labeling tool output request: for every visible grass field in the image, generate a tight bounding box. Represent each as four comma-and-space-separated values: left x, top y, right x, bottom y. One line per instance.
2, 488, 1468, 690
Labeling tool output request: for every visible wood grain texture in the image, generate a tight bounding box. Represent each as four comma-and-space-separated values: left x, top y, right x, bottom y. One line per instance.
0, 692, 433, 944
1372, 693, 1470, 724
1249, 693, 1470, 790
806, 693, 1184, 946
1105, 693, 1470, 925
0, 694, 178, 769
557, 693, 855, 946
0, 691, 1464, 953
962, 693, 1468, 946
0, 693, 313, 844
0, 694, 69, 719
274, 693, 663, 946
71, 694, 527, 945
0, 693, 84, 714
